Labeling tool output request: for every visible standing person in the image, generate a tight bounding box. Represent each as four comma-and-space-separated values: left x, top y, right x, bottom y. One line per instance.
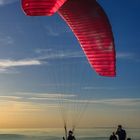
116, 125, 126, 140
110, 132, 117, 140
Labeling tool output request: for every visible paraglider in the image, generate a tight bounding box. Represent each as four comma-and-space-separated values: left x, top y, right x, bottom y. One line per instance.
21, 0, 116, 139
21, 0, 116, 77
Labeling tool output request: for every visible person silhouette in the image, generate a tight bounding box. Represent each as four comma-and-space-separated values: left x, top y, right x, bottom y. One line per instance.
110, 132, 117, 140
67, 130, 76, 140
63, 130, 76, 140
116, 125, 126, 140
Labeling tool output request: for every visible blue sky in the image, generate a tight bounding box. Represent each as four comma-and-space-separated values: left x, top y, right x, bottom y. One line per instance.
0, 0, 140, 128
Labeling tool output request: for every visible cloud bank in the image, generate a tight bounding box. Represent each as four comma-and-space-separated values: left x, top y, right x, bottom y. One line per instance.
1, 93, 140, 107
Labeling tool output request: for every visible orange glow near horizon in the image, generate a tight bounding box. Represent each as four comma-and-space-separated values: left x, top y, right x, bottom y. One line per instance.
0, 100, 61, 128
0, 98, 140, 129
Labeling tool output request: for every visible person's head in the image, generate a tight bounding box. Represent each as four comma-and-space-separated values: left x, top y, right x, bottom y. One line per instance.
69, 130, 73, 136
127, 138, 131, 140
118, 125, 122, 130
112, 132, 115, 135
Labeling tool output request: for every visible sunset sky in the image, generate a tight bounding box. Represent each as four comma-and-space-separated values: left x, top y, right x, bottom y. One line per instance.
0, 0, 140, 129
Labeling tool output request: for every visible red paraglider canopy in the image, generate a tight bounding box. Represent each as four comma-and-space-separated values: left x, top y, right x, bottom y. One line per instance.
22, 0, 67, 16
22, 0, 116, 77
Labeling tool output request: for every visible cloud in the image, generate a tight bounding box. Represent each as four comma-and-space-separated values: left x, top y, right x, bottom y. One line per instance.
35, 48, 84, 60
1, 93, 140, 107
117, 52, 135, 59
0, 67, 19, 74
35, 50, 140, 64
0, 100, 49, 112
0, 0, 18, 5
56, 98, 140, 108
44, 25, 71, 37
83, 86, 139, 91
0, 59, 41, 68
0, 95, 22, 100
0, 35, 14, 46
44, 26, 60, 37
117, 52, 140, 62
0, 48, 84, 73
83, 86, 117, 90
90, 98, 140, 106
0, 93, 75, 111
34, 93, 76, 98
41, 83, 80, 88
35, 48, 52, 54
0, 93, 76, 102
0, 59, 42, 73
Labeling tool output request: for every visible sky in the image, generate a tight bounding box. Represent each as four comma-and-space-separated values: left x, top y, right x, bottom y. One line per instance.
0, 0, 140, 129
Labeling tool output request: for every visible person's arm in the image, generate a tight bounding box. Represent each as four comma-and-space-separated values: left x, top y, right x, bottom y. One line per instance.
124, 130, 126, 139
116, 128, 119, 135
64, 125, 67, 140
